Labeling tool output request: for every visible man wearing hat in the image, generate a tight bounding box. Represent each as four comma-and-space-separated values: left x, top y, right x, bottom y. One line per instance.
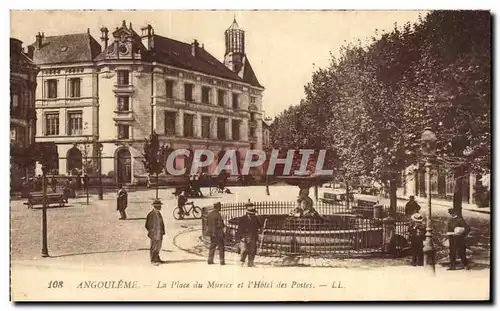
145, 199, 165, 266
408, 213, 426, 266
237, 201, 262, 267
446, 208, 471, 270
206, 202, 226, 265
405, 196, 421, 216
116, 184, 128, 220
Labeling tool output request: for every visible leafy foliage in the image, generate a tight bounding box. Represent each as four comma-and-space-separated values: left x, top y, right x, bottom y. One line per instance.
142, 131, 169, 176
269, 11, 491, 213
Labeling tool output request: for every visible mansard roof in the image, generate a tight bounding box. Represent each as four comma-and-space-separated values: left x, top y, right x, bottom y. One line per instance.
31, 33, 101, 65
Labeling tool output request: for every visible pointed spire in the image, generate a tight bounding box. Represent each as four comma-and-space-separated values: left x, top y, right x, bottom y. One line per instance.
122, 20, 126, 28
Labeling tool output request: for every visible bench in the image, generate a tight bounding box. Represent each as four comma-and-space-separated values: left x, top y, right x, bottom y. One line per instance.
321, 192, 354, 204
24, 193, 66, 209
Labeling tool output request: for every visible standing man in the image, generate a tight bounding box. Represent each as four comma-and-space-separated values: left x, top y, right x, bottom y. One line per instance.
116, 184, 128, 220
237, 201, 262, 267
50, 176, 57, 193
408, 213, 426, 266
405, 196, 421, 216
145, 199, 165, 266
206, 202, 225, 265
446, 208, 471, 270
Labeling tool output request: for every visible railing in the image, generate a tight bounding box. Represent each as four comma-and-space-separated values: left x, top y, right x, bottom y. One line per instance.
201, 201, 409, 258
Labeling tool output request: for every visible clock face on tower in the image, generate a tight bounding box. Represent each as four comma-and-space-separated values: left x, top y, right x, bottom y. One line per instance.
119, 44, 129, 55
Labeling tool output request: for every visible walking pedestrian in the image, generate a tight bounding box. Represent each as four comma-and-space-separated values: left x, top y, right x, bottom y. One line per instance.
145, 199, 165, 266
237, 201, 262, 267
405, 196, 421, 216
116, 184, 128, 220
50, 176, 57, 193
446, 208, 471, 270
206, 202, 225, 265
408, 213, 425, 266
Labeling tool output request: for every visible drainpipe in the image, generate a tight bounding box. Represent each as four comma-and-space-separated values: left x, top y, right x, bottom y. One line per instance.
150, 64, 154, 134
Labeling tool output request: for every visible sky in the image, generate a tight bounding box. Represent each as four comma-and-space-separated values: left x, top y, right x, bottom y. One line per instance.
10, 10, 428, 118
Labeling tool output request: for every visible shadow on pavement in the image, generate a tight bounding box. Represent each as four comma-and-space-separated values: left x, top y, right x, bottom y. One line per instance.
49, 248, 152, 258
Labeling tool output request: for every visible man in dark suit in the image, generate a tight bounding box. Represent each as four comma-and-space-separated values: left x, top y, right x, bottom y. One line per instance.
405, 196, 421, 216
447, 208, 471, 270
145, 199, 165, 266
237, 201, 262, 267
206, 202, 225, 265
116, 184, 128, 220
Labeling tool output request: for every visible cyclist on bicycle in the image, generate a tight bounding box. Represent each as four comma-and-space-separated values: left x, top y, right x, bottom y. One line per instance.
177, 190, 191, 218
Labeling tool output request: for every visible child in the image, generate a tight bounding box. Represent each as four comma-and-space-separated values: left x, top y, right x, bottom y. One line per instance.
408, 213, 426, 266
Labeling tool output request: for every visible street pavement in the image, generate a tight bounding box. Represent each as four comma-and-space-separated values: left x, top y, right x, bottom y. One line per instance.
10, 185, 491, 301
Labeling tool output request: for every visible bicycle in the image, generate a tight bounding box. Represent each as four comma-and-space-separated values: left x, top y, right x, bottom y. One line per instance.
173, 202, 202, 220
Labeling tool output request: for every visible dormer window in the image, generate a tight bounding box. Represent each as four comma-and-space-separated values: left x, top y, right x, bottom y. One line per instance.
117, 70, 130, 85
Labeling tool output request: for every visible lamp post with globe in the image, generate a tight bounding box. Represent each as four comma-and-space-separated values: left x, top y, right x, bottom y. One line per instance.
420, 127, 438, 274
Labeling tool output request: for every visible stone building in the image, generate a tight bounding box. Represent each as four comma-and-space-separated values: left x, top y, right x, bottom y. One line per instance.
10, 38, 39, 190
32, 19, 264, 185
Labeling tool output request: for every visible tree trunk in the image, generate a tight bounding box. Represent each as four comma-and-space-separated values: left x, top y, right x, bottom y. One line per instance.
265, 174, 270, 196
345, 178, 350, 209
453, 166, 464, 217
156, 173, 159, 199
389, 177, 398, 218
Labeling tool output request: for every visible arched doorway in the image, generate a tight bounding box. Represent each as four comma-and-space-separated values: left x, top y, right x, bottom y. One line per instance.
116, 149, 132, 184
67, 147, 82, 175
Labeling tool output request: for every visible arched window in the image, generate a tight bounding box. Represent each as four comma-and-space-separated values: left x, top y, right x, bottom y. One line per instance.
67, 147, 82, 175
116, 148, 132, 183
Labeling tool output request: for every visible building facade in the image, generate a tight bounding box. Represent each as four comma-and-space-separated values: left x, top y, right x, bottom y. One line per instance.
33, 19, 265, 185
398, 164, 489, 206
10, 38, 39, 190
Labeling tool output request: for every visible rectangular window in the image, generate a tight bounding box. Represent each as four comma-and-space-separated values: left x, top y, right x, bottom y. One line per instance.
11, 86, 20, 110
183, 114, 194, 137
201, 116, 211, 139
217, 89, 225, 106
232, 120, 240, 140
45, 113, 59, 136
202, 87, 211, 104
430, 169, 438, 194
250, 113, 255, 121
69, 78, 81, 98
184, 83, 194, 102
67, 112, 83, 136
232, 93, 239, 109
166, 80, 174, 99
249, 127, 256, 137
250, 96, 256, 104
217, 118, 226, 140
47, 79, 57, 99
117, 70, 130, 85
164, 111, 176, 136
250, 143, 256, 150
446, 171, 455, 195
117, 124, 130, 139
117, 96, 130, 111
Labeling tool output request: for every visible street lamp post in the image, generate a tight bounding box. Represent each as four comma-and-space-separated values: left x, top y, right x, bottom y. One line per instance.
96, 142, 103, 200
421, 127, 438, 274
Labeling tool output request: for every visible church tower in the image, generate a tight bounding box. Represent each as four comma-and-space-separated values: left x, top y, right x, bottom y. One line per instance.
224, 17, 245, 75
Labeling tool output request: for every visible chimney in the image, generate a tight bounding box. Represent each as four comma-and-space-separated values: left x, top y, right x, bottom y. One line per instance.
100, 27, 109, 49
141, 24, 154, 50
191, 39, 199, 57
27, 46, 35, 59
35, 32, 44, 49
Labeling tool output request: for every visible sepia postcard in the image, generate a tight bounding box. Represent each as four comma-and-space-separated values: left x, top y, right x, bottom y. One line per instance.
9, 9, 491, 302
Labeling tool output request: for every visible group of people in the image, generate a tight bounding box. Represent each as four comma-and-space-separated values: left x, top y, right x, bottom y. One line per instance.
142, 196, 262, 267
405, 195, 471, 270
